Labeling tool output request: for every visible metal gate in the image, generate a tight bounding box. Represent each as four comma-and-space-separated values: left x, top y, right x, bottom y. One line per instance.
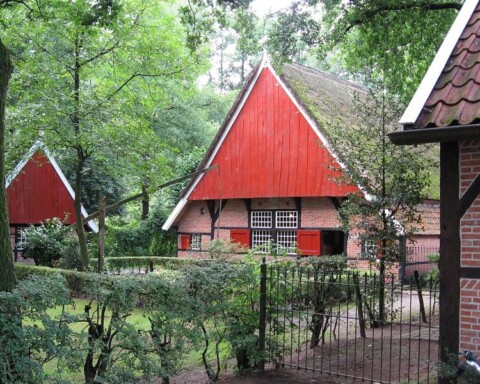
259, 261, 440, 383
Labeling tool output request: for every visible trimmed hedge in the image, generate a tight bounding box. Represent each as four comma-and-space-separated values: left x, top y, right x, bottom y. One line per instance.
89, 256, 219, 274
15, 264, 100, 295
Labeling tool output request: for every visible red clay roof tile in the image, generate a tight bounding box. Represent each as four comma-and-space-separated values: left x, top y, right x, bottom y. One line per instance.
415, 3, 480, 128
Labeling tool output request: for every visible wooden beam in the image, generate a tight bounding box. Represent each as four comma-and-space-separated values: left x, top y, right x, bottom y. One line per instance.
77, 165, 218, 226
210, 199, 228, 238
439, 142, 461, 383
460, 172, 480, 217
460, 268, 480, 279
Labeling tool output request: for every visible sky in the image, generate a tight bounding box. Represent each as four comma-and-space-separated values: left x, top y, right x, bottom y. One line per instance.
250, 0, 293, 16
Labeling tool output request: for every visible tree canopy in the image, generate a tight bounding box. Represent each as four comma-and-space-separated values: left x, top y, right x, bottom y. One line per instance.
265, 0, 461, 101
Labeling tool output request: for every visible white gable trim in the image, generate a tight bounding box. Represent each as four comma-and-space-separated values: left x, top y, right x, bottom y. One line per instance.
400, 0, 478, 126
6, 141, 98, 232
163, 59, 372, 230
162, 57, 268, 230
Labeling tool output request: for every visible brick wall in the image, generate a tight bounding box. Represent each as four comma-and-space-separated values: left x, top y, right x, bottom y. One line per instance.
459, 139, 480, 351
302, 197, 342, 228
177, 201, 212, 234
217, 200, 248, 228
407, 235, 440, 249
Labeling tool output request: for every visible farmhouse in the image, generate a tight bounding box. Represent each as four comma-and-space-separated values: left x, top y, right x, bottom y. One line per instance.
6, 142, 98, 260
389, 0, 480, 374
164, 60, 439, 264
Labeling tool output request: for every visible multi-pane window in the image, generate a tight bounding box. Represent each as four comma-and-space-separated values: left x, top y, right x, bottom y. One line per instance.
191, 234, 201, 250
251, 211, 273, 228
252, 230, 272, 253
362, 240, 378, 259
277, 230, 297, 254
16, 229, 26, 251
251, 210, 297, 254
276, 211, 298, 228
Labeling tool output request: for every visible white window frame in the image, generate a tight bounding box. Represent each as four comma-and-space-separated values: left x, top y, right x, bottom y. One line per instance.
362, 240, 378, 259
276, 211, 298, 228
252, 230, 272, 253
251, 211, 273, 228
16, 229, 26, 251
191, 234, 201, 251
250, 210, 298, 255
276, 230, 297, 254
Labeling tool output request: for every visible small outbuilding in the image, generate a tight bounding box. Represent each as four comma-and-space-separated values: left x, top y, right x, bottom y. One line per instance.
6, 142, 97, 260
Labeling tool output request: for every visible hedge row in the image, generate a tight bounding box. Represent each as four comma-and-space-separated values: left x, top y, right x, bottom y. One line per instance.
14, 264, 102, 296
15, 258, 228, 295
88, 256, 219, 273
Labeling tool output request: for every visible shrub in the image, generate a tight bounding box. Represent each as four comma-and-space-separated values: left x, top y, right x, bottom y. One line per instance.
0, 274, 73, 383
20, 218, 79, 268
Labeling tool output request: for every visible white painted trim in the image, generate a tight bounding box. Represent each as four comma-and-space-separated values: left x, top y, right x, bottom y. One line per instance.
400, 0, 478, 125
163, 61, 378, 230
162, 56, 268, 230
6, 141, 98, 232
162, 198, 188, 230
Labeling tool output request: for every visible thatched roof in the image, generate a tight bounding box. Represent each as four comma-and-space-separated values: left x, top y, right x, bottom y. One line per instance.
280, 63, 368, 134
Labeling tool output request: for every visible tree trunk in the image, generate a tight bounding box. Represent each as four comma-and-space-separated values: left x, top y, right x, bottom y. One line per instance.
73, 35, 89, 270
97, 196, 106, 272
75, 152, 89, 270
0, 37, 16, 292
141, 182, 149, 220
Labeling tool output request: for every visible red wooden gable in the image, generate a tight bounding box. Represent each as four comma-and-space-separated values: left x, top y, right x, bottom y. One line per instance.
189, 67, 359, 200
7, 151, 79, 225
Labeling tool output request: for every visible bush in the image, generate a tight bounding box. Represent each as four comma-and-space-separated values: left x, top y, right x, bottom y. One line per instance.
105, 204, 176, 257
0, 274, 73, 383
20, 218, 80, 268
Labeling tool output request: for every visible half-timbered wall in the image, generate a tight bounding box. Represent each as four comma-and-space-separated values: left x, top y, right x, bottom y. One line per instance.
176, 197, 348, 259
459, 139, 480, 351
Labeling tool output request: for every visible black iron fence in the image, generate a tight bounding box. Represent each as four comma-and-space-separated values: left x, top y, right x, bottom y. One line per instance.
259, 261, 440, 383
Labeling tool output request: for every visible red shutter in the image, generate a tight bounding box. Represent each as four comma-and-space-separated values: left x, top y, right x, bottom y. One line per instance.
179, 234, 191, 250
230, 229, 251, 247
297, 230, 321, 256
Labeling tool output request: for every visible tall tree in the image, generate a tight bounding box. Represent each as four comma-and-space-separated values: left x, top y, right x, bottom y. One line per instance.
328, 89, 432, 320
180, 0, 261, 90
264, 0, 461, 101
5, 0, 206, 269
0, 36, 15, 291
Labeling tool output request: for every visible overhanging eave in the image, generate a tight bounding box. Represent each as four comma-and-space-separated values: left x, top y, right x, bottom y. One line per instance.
389, 125, 480, 145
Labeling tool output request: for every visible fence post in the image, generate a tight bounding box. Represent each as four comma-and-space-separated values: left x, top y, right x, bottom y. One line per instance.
399, 236, 407, 278
258, 257, 267, 371
353, 273, 366, 338
414, 270, 427, 323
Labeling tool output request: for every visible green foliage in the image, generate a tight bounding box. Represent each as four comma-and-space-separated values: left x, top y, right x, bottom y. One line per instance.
105, 202, 176, 257
184, 260, 261, 377
263, 0, 460, 102
13, 261, 262, 382
328, 90, 432, 263
265, 1, 321, 67
88, 256, 215, 274
4, 0, 210, 269
21, 218, 80, 268
318, 0, 460, 101
0, 274, 73, 383
207, 238, 247, 259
